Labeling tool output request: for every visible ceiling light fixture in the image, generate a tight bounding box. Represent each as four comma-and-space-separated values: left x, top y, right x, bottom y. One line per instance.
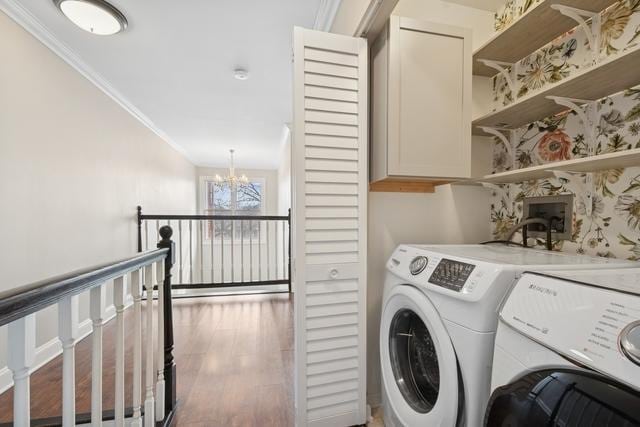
54, 0, 128, 36
234, 69, 249, 81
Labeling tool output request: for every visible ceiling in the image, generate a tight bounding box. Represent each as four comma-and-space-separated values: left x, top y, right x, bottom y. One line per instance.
8, 0, 325, 169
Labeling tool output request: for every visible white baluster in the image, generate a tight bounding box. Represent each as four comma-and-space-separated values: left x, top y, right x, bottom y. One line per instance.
131, 269, 143, 427
114, 276, 126, 427
144, 264, 155, 427
59, 295, 79, 427
90, 285, 106, 427
155, 262, 166, 421
7, 314, 36, 427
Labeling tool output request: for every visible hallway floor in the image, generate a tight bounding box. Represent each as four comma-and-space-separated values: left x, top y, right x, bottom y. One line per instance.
0, 292, 294, 426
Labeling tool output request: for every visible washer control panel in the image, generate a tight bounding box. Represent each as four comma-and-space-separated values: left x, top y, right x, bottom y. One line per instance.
428, 258, 476, 292
409, 256, 429, 275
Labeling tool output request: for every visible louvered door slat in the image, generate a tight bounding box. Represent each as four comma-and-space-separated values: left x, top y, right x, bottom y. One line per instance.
305, 98, 358, 114
305, 74, 358, 91
305, 111, 358, 126
305, 170, 358, 183
304, 61, 359, 79
293, 27, 367, 427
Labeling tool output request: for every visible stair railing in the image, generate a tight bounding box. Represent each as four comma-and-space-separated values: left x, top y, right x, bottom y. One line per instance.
0, 226, 177, 427
137, 206, 291, 293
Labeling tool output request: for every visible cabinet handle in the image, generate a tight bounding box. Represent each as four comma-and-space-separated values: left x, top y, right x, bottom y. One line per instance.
329, 268, 339, 279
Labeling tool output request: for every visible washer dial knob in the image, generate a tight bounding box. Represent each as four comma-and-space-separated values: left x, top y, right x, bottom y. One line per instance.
409, 256, 428, 276
620, 320, 640, 365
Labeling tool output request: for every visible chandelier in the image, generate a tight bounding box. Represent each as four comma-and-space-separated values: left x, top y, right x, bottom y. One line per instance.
215, 149, 249, 185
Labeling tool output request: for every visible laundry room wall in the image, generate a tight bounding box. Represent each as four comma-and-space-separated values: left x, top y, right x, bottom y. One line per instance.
366, 0, 495, 407
487, 0, 640, 261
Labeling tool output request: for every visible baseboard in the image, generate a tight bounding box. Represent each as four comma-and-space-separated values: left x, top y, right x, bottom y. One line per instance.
367, 392, 382, 409
0, 302, 124, 394
0, 368, 10, 396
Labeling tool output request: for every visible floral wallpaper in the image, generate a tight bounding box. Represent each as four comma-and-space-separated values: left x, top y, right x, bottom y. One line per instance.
494, 0, 542, 31
489, 0, 640, 260
492, 0, 640, 108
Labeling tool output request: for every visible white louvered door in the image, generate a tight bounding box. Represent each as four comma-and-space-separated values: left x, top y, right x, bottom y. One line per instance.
292, 27, 368, 427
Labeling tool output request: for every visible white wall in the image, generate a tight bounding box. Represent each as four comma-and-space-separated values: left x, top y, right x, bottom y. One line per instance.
0, 11, 197, 384
277, 130, 292, 216
366, 0, 495, 406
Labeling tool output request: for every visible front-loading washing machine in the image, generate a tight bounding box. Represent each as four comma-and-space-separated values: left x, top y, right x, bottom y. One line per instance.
486, 269, 640, 425
380, 244, 636, 427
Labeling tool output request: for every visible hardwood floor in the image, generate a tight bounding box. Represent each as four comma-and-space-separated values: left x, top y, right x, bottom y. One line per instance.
0, 293, 294, 426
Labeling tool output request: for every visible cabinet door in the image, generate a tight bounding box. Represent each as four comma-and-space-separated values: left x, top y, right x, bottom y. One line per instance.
388, 16, 471, 179
292, 27, 368, 427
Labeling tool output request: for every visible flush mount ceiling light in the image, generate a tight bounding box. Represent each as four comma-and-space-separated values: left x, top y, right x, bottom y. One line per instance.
234, 69, 249, 81
54, 0, 127, 35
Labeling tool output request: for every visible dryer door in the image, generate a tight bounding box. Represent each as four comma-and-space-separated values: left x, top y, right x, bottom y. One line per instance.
380, 285, 460, 426
485, 369, 640, 426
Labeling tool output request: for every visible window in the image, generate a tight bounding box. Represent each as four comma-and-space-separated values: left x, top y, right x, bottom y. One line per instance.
205, 180, 264, 214
202, 178, 265, 240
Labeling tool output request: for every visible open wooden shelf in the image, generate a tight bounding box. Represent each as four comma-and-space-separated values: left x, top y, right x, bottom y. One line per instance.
472, 45, 640, 134
473, 0, 617, 76
478, 148, 640, 184
369, 178, 454, 193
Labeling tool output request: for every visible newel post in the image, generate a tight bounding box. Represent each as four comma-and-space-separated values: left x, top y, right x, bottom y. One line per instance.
157, 225, 176, 417
136, 206, 143, 253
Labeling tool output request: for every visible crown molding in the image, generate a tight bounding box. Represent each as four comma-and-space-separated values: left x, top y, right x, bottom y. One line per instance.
0, 0, 196, 164
313, 0, 342, 32
354, 0, 383, 37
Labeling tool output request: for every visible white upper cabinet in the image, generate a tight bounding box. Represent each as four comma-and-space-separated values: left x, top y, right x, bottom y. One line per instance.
371, 16, 472, 185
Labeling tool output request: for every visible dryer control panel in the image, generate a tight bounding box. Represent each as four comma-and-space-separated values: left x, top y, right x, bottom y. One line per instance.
501, 272, 640, 390
428, 258, 475, 292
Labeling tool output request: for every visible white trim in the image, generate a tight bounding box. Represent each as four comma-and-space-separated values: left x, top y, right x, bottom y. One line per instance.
354, 0, 383, 37
0, 0, 195, 165
313, 0, 342, 32
368, 393, 382, 409
0, 299, 131, 394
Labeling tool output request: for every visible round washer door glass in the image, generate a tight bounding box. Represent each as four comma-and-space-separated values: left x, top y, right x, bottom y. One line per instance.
389, 308, 440, 413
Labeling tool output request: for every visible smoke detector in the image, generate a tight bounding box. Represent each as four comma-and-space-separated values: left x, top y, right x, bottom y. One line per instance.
234, 69, 249, 81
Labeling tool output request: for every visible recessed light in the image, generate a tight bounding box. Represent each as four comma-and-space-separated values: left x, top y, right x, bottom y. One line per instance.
54, 0, 128, 36
234, 69, 249, 81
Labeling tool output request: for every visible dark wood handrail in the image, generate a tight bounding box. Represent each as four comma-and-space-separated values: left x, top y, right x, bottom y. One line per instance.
139, 213, 289, 221
0, 248, 168, 328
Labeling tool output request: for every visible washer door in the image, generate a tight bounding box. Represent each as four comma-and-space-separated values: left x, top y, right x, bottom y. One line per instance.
485, 369, 640, 426
380, 285, 459, 426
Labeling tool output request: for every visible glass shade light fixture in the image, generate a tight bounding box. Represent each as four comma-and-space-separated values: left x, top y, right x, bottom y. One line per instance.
54, 0, 128, 35
215, 149, 249, 186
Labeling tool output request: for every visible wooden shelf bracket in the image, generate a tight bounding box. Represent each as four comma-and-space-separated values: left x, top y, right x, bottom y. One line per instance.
547, 96, 597, 155
477, 59, 517, 94
550, 4, 601, 64
552, 170, 594, 216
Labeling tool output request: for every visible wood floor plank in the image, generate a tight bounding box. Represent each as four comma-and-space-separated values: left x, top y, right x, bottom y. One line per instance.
258, 384, 294, 427
0, 293, 294, 427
